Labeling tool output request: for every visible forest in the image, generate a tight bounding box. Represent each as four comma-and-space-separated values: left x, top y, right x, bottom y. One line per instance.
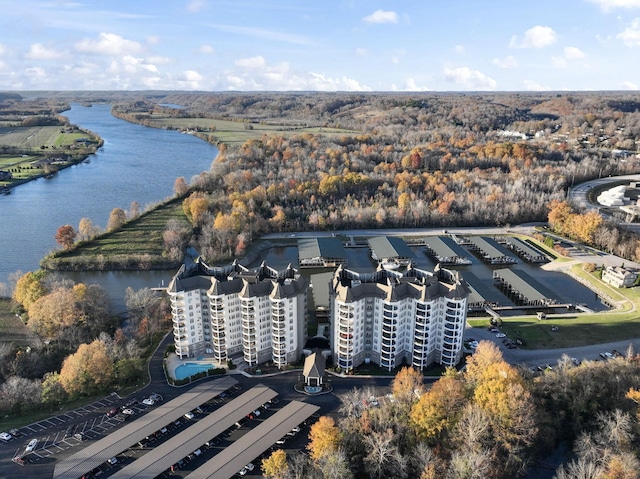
107, 91, 640, 265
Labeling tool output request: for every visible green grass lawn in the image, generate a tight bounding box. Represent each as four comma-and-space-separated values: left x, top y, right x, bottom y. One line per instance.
48, 198, 188, 264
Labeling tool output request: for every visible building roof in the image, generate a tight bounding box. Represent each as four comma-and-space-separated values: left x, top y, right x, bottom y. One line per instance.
460, 271, 494, 307
368, 236, 414, 260
185, 401, 320, 479
493, 268, 558, 304
110, 384, 277, 479
303, 351, 326, 379
52, 377, 238, 479
467, 236, 511, 260
507, 237, 546, 261
309, 272, 335, 309
424, 236, 469, 262
298, 237, 346, 261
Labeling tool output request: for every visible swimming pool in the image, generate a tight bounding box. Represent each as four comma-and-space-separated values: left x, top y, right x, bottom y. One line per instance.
174, 362, 216, 380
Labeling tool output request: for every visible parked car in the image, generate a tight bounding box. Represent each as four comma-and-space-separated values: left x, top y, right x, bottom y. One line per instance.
125, 399, 139, 407
184, 411, 195, 420
106, 407, 119, 418
25, 438, 38, 452
142, 397, 155, 406
0, 432, 12, 441
495, 333, 506, 338
149, 393, 163, 402
107, 457, 118, 465
120, 408, 134, 415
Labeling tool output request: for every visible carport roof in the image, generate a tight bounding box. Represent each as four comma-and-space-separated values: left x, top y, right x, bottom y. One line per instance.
185, 400, 320, 479
52, 376, 238, 479
110, 384, 278, 479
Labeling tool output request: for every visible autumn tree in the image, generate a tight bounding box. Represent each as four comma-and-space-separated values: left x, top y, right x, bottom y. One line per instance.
392, 366, 425, 407
54, 224, 77, 250
308, 415, 342, 461
78, 217, 100, 241
27, 287, 78, 338
410, 374, 468, 444
106, 207, 127, 231
13, 270, 48, 310
261, 449, 288, 479
174, 176, 189, 196
59, 339, 115, 397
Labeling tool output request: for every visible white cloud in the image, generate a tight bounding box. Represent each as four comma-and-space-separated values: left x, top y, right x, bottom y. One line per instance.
177, 70, 203, 89
621, 80, 639, 89
234, 56, 267, 69
391, 56, 400, 64
618, 18, 640, 46
216, 56, 370, 91
0, 43, 8, 56
523, 80, 550, 91
455, 45, 465, 54
492, 55, 518, 68
402, 78, 430, 91
75, 33, 143, 56
356, 48, 368, 56
362, 9, 399, 24
552, 56, 567, 68
564, 46, 586, 59
589, 0, 640, 11
510, 26, 557, 48
444, 66, 496, 90
25, 43, 66, 61
146, 36, 160, 45
187, 0, 206, 13
198, 44, 215, 54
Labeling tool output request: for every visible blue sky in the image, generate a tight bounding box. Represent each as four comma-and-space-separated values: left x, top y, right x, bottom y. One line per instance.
1, 0, 640, 91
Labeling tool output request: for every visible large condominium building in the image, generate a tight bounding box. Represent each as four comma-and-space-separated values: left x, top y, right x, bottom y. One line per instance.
167, 259, 307, 368
329, 264, 470, 371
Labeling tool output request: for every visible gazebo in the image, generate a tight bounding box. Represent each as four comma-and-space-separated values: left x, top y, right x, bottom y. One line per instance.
302, 349, 326, 387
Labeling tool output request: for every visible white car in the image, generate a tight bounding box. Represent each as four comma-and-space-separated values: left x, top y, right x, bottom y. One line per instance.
25, 438, 38, 452
184, 411, 195, 420
107, 457, 118, 465
495, 333, 506, 338
142, 397, 155, 406
0, 432, 12, 441
121, 408, 134, 415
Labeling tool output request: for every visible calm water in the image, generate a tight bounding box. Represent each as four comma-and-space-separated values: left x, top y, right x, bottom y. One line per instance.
0, 103, 218, 299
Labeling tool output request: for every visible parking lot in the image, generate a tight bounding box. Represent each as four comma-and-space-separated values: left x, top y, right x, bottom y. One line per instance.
3, 391, 168, 466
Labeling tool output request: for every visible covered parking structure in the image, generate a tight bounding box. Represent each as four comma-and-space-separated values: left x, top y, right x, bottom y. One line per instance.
493, 268, 558, 306
110, 384, 278, 479
462, 271, 499, 311
52, 377, 238, 479
185, 400, 320, 479
467, 236, 517, 264
368, 236, 414, 266
424, 236, 471, 265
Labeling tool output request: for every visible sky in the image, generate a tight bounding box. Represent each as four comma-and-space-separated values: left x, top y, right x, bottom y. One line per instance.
1, 0, 640, 92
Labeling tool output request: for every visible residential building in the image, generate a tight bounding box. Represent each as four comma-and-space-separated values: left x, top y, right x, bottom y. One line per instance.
329, 264, 470, 372
167, 259, 308, 368
602, 265, 638, 288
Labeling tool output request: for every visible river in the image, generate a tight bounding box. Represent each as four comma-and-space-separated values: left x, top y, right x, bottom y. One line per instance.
0, 103, 218, 305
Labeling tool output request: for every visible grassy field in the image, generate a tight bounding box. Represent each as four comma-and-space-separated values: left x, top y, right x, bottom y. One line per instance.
0, 126, 100, 188
43, 198, 188, 269
132, 114, 360, 146
0, 298, 34, 347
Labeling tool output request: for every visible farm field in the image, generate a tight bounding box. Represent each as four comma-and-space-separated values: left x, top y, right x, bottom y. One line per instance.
0, 126, 100, 188
122, 114, 359, 146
